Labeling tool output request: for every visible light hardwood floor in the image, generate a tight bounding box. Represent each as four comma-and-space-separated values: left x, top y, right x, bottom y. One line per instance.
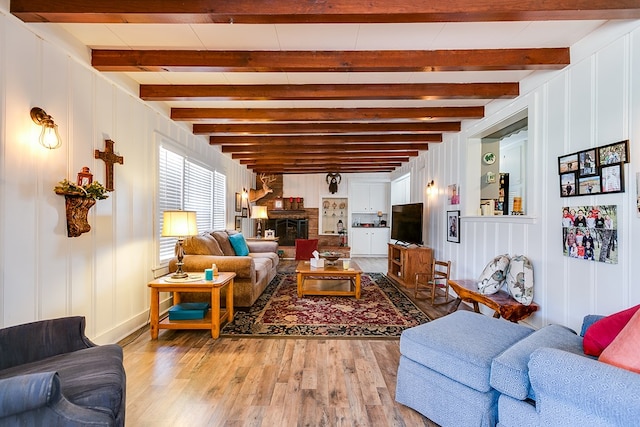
122, 258, 454, 426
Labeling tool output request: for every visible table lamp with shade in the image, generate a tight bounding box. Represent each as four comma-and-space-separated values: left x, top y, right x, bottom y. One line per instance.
162, 210, 198, 279
250, 205, 269, 238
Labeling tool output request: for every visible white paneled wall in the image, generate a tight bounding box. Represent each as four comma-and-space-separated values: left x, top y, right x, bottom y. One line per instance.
392, 20, 640, 332
0, 10, 253, 342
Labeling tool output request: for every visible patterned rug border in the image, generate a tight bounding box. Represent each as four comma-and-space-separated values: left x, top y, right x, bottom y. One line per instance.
221, 272, 430, 338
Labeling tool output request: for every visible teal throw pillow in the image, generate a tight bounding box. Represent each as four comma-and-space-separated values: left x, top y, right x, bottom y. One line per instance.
228, 232, 249, 256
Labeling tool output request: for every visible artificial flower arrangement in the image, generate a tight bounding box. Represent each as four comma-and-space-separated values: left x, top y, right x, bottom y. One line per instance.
54, 179, 109, 200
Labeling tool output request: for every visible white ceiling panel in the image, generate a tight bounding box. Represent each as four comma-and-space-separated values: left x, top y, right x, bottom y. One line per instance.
354, 24, 445, 50
191, 24, 281, 50
59, 24, 126, 47
274, 24, 361, 50
103, 24, 203, 49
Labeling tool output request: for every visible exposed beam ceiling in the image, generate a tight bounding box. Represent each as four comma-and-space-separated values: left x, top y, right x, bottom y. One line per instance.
12, 0, 640, 23
11, 1, 636, 174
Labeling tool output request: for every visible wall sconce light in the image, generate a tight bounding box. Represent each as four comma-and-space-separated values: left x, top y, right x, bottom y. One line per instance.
30, 107, 62, 149
426, 180, 435, 194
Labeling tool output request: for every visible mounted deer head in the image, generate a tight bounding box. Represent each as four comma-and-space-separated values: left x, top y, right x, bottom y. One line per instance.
249, 173, 276, 202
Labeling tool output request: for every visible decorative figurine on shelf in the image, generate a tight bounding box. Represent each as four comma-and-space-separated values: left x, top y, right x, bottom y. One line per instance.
326, 172, 341, 194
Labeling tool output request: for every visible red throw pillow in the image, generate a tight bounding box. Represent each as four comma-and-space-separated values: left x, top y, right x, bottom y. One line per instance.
583, 304, 640, 356
599, 308, 640, 373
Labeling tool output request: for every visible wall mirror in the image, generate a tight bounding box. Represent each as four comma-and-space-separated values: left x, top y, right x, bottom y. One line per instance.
480, 111, 528, 216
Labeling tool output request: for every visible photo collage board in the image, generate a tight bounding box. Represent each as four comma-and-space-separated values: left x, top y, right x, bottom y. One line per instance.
562, 205, 618, 264
558, 140, 628, 197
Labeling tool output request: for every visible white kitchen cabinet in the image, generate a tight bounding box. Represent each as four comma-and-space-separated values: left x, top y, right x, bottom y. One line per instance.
350, 227, 390, 256
350, 182, 389, 214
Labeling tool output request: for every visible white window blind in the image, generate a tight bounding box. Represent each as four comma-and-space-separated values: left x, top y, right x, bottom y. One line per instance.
157, 145, 227, 264
184, 160, 213, 233
213, 171, 226, 230
158, 147, 184, 262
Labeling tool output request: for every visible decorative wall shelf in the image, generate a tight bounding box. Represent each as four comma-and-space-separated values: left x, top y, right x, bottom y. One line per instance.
54, 191, 97, 237
53, 179, 108, 238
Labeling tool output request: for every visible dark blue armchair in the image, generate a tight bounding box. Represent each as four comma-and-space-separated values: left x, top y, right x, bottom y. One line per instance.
0, 316, 125, 426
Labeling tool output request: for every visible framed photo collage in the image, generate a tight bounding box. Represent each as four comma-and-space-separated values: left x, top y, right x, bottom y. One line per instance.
558, 140, 628, 197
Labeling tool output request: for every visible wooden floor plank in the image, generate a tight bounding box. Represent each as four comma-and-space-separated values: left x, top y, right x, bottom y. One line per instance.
122, 258, 445, 426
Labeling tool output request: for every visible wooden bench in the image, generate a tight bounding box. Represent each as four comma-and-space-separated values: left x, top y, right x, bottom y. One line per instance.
447, 279, 538, 322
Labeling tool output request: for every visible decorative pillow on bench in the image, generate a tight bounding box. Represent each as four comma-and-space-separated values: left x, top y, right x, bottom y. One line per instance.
504, 255, 534, 305
477, 254, 510, 295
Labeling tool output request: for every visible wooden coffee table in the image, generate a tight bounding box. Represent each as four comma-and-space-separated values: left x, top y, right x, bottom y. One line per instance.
147, 272, 235, 339
295, 260, 362, 299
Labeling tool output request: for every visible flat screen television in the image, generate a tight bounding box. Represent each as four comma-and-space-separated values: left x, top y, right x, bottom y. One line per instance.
391, 203, 424, 246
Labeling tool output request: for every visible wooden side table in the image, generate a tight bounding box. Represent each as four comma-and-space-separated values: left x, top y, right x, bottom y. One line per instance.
147, 272, 235, 339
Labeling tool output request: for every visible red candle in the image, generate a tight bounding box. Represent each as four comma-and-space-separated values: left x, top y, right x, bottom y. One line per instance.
289, 197, 293, 202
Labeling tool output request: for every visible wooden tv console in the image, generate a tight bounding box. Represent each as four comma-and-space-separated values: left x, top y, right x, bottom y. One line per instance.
387, 243, 433, 288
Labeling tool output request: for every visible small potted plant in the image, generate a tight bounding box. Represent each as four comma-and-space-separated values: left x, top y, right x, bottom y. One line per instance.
54, 171, 109, 237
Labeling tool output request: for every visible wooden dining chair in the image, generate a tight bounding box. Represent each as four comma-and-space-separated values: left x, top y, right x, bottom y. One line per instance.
415, 259, 452, 305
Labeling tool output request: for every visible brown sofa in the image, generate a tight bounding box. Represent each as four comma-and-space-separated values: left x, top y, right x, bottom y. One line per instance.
169, 230, 279, 307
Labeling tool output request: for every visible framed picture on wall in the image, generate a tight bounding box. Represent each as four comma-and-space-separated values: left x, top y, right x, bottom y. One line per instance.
446, 210, 460, 243
235, 192, 242, 212
578, 175, 601, 195
560, 172, 577, 197
600, 163, 625, 194
598, 140, 629, 165
235, 216, 242, 231
241, 207, 248, 218
578, 149, 598, 177
558, 153, 579, 174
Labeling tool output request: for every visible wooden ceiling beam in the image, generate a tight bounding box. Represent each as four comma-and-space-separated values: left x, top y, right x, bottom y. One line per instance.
211, 134, 441, 145
194, 122, 459, 135
141, 83, 518, 101
242, 162, 403, 169
221, 143, 429, 153
12, 1, 640, 23
231, 150, 419, 159
173, 106, 485, 122
250, 166, 396, 173
92, 48, 569, 72
239, 159, 409, 166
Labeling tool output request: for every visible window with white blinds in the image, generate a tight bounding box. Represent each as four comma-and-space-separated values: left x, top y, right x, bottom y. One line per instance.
158, 146, 227, 263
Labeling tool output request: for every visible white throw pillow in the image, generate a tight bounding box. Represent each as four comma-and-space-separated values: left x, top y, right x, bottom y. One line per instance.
477, 255, 510, 295
505, 255, 534, 305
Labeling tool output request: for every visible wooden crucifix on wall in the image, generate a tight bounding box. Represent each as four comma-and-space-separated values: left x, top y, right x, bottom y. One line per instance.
94, 139, 124, 191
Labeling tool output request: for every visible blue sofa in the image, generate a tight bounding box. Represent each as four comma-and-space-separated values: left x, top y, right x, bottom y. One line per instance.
0, 316, 126, 426
396, 310, 640, 427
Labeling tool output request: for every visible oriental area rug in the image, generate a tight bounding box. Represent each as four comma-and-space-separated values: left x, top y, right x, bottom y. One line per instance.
221, 272, 430, 338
